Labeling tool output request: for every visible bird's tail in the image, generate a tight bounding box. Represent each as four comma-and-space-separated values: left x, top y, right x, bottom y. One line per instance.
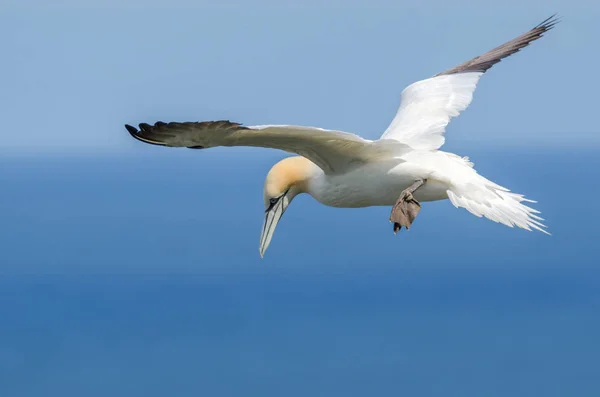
446, 173, 550, 235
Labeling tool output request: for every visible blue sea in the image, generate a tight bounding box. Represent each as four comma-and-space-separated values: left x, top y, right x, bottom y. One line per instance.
0, 148, 598, 396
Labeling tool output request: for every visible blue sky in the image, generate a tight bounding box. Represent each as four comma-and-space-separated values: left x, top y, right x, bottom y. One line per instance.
1, 0, 598, 154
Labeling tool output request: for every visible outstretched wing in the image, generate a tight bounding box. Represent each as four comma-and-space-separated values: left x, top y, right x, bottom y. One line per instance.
380, 15, 558, 150
125, 120, 402, 174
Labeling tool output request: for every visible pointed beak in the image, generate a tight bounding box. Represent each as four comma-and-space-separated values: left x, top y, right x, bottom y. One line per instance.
259, 193, 290, 258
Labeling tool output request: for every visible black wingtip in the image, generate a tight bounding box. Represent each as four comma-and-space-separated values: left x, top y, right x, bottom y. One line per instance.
125, 124, 138, 136
124, 122, 169, 147
536, 13, 560, 31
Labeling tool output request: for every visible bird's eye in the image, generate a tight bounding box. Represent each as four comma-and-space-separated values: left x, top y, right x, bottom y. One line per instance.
269, 197, 278, 204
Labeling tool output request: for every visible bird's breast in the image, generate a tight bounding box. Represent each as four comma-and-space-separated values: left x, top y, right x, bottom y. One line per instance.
307, 160, 449, 208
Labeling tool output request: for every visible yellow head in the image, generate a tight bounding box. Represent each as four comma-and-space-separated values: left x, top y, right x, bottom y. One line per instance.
259, 156, 317, 257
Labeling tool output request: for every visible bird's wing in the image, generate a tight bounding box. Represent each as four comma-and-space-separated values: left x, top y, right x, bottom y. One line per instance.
379, 15, 558, 150
125, 121, 404, 174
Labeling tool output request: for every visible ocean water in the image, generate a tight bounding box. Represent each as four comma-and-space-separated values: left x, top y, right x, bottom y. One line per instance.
0, 148, 598, 396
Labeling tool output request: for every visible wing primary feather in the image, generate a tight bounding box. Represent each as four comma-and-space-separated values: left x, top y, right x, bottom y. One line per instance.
435, 14, 559, 76
125, 120, 246, 148
125, 124, 169, 147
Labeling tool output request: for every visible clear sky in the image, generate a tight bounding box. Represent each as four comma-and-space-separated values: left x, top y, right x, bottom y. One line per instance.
1, 0, 598, 154
1, 2, 599, 396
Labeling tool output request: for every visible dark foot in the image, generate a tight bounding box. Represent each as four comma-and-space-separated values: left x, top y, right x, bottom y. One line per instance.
389, 179, 426, 233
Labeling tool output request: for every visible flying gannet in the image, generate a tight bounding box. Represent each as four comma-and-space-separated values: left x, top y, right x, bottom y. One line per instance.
125, 15, 557, 257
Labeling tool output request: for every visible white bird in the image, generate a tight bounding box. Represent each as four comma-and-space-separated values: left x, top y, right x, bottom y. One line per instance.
126, 15, 556, 257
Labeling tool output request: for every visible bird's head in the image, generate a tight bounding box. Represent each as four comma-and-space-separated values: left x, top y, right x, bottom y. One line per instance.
259, 156, 317, 257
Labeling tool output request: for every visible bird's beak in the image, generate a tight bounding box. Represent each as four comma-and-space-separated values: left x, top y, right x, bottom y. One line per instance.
259, 192, 290, 258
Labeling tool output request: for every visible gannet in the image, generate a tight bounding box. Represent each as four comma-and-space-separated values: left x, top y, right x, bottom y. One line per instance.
125, 15, 556, 257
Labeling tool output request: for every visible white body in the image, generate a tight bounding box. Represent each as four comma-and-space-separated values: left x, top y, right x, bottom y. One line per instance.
309, 150, 460, 207
306, 147, 545, 235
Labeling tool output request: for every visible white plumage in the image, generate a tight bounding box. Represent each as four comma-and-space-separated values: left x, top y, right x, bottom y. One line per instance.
381, 72, 483, 150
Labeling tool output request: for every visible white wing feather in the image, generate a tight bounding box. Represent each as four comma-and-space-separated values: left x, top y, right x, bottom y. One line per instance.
380, 72, 482, 150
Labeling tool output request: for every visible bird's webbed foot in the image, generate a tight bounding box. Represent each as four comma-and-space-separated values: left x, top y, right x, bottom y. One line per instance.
390, 179, 426, 234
